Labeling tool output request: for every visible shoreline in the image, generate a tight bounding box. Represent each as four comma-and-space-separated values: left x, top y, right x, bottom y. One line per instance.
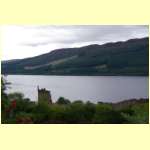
3, 74, 148, 77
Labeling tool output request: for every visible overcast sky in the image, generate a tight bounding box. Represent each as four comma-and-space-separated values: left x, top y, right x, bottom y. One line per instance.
0, 25, 148, 60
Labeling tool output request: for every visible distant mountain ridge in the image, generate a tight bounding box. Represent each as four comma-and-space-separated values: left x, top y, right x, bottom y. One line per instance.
2, 59, 20, 64
2, 37, 149, 76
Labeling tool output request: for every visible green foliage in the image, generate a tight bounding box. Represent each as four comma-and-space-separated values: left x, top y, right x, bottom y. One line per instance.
1, 77, 6, 93
93, 104, 125, 123
56, 97, 71, 105
1, 77, 10, 122
121, 103, 149, 123
8, 92, 24, 101
72, 100, 84, 104
63, 102, 88, 123
49, 104, 67, 123
32, 102, 51, 123
1, 89, 149, 124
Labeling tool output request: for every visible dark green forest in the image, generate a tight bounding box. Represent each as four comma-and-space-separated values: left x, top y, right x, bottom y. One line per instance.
1, 78, 149, 124
2, 37, 149, 76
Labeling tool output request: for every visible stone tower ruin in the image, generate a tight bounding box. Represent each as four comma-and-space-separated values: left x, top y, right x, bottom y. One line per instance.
37, 86, 52, 104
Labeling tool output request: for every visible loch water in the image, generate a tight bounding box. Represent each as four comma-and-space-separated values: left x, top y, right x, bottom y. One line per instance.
5, 75, 148, 103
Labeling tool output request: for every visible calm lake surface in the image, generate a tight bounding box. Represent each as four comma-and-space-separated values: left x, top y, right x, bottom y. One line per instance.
5, 75, 148, 103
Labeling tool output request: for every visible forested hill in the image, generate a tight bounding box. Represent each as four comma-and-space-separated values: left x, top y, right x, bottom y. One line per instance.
2, 37, 149, 76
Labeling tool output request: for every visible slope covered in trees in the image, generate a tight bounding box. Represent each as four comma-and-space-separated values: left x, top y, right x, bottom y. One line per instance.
2, 37, 149, 75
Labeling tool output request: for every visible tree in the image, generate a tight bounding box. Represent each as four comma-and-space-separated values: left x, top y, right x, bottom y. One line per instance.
56, 97, 71, 105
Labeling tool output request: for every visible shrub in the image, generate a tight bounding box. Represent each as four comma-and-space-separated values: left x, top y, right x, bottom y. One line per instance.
64, 102, 89, 123
49, 104, 67, 123
32, 102, 52, 123
121, 103, 149, 123
93, 104, 125, 123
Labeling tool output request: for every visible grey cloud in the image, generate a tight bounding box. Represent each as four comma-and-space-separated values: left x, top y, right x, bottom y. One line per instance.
21, 41, 51, 47
19, 25, 149, 47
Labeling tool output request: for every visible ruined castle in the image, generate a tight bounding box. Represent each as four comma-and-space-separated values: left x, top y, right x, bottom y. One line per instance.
37, 86, 52, 104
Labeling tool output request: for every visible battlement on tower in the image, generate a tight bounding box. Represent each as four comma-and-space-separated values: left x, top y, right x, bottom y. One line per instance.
37, 86, 52, 104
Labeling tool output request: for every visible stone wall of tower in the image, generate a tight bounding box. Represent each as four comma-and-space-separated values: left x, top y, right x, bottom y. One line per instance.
38, 87, 52, 104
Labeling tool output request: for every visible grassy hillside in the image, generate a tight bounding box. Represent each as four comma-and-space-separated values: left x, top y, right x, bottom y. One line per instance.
2, 37, 149, 75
